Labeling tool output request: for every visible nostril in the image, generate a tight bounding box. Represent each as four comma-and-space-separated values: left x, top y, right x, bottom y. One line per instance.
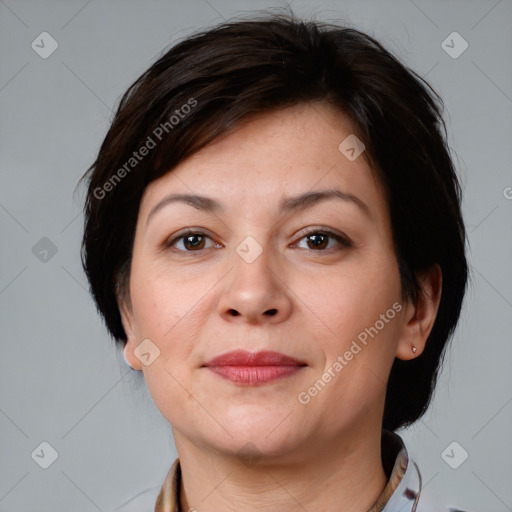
265, 309, 278, 316
228, 309, 239, 316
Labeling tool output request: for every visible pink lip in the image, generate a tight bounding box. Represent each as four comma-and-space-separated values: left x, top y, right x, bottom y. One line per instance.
203, 350, 306, 385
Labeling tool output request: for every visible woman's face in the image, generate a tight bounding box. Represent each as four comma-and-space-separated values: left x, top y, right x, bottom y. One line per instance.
121, 102, 416, 461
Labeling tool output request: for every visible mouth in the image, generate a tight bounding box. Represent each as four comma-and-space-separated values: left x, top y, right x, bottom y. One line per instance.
202, 350, 307, 386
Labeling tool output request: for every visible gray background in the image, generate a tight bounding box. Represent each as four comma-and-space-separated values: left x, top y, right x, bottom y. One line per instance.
1, 0, 511, 510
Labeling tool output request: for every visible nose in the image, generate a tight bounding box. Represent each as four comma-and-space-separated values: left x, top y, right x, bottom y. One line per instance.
217, 246, 293, 325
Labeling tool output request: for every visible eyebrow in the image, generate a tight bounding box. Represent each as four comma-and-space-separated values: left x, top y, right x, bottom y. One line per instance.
146, 188, 372, 227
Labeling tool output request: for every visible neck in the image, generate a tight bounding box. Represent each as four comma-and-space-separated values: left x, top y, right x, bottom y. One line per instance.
174, 424, 388, 512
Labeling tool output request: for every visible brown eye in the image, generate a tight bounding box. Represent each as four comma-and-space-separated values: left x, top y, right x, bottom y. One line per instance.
167, 231, 218, 252
295, 229, 352, 251
181, 234, 206, 250
305, 233, 329, 250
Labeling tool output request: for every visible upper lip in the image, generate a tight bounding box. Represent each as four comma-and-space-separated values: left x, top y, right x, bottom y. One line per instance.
203, 350, 306, 367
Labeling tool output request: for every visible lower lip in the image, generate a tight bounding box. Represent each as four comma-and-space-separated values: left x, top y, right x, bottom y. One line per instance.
206, 365, 303, 385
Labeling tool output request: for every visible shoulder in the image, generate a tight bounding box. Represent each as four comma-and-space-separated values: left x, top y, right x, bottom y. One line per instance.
382, 431, 474, 512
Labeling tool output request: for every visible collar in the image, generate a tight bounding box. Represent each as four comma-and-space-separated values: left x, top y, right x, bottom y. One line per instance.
154, 430, 422, 512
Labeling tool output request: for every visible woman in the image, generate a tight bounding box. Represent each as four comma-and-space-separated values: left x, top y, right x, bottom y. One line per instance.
79, 14, 469, 512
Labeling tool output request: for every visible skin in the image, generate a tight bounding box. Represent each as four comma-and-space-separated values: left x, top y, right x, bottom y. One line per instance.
120, 101, 442, 512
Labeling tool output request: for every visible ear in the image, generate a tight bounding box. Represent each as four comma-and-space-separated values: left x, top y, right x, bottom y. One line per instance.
118, 293, 143, 371
396, 264, 442, 361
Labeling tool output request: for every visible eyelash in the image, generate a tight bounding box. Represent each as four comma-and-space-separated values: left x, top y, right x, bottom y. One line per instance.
164, 228, 352, 255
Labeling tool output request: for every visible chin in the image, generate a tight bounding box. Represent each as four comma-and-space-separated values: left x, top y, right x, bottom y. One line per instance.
210, 413, 304, 459
208, 432, 304, 465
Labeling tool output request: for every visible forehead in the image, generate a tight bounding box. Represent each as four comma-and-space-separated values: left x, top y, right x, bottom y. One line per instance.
139, 102, 385, 220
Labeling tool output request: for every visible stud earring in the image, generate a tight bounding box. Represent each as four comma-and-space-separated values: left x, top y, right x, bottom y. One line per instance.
411, 346, 417, 354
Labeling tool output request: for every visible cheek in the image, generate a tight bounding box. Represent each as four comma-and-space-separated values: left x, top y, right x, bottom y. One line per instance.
303, 285, 402, 428
130, 255, 227, 357
297, 256, 403, 394
132, 273, 202, 421
130, 261, 202, 336
296, 257, 401, 336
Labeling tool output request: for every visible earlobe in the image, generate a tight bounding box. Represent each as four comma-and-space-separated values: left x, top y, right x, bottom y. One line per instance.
118, 295, 143, 371
396, 264, 442, 361
123, 343, 139, 371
